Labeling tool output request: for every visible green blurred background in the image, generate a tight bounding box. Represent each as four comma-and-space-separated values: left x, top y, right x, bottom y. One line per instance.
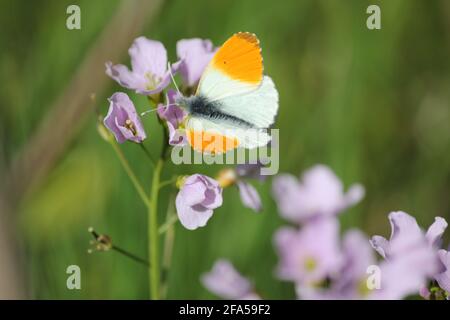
0, 0, 449, 299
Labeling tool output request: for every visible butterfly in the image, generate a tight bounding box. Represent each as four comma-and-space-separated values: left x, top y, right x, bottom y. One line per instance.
177, 32, 279, 154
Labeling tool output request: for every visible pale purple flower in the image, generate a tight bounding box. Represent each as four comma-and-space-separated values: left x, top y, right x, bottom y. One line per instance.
177, 38, 216, 87
274, 218, 342, 285
371, 250, 439, 299
435, 249, 450, 293
175, 174, 223, 230
216, 167, 263, 213
272, 165, 364, 224
103, 92, 146, 143
201, 259, 260, 300
335, 230, 376, 298
426, 217, 448, 248
370, 211, 445, 299
235, 162, 267, 211
296, 230, 376, 300
370, 212, 447, 259
157, 89, 187, 145
106, 37, 180, 95
236, 181, 262, 212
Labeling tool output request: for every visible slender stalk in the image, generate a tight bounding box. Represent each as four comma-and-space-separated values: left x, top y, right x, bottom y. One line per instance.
148, 158, 163, 299
159, 176, 177, 190
110, 141, 150, 208
112, 245, 150, 268
158, 214, 178, 235
88, 227, 149, 268
148, 103, 170, 300
160, 193, 176, 298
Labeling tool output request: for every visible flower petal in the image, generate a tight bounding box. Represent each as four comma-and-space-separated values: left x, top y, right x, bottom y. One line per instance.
177, 38, 216, 87
201, 259, 254, 299
157, 89, 186, 128
105, 62, 147, 92
425, 217, 448, 248
104, 92, 146, 143
369, 235, 389, 259
167, 121, 186, 146
272, 174, 304, 222
201, 188, 223, 209
274, 219, 342, 284
135, 60, 182, 95
387, 211, 424, 256
435, 249, 450, 292
342, 184, 365, 208
179, 181, 207, 207
237, 181, 262, 212
129, 37, 167, 78
175, 192, 213, 230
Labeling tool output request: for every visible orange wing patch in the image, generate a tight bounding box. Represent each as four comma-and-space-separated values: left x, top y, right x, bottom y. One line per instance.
187, 129, 239, 154
212, 32, 263, 85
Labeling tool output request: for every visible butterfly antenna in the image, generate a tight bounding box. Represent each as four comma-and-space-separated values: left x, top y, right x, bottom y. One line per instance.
167, 62, 182, 95
140, 103, 179, 117
140, 109, 159, 117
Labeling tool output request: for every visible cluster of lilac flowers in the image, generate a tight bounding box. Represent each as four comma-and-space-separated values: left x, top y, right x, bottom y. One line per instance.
102, 36, 263, 230
101, 35, 449, 300
202, 165, 450, 300
104, 36, 214, 144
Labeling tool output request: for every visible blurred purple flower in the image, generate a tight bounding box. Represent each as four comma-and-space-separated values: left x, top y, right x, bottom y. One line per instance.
370, 212, 447, 259
435, 249, 450, 293
103, 92, 146, 143
177, 38, 216, 87
201, 259, 260, 300
175, 174, 223, 230
272, 165, 364, 224
106, 37, 180, 95
236, 181, 262, 212
217, 167, 263, 212
296, 221, 444, 300
370, 211, 445, 299
426, 217, 448, 248
296, 230, 376, 300
372, 251, 438, 300
157, 89, 187, 146
274, 218, 342, 285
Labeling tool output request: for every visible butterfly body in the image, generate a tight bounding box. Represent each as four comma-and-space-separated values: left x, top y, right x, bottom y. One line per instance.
181, 32, 279, 153
178, 95, 257, 129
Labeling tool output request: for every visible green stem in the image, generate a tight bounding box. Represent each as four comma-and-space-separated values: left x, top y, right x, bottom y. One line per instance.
88, 227, 150, 268
159, 176, 177, 190
160, 193, 176, 298
148, 158, 164, 299
110, 141, 150, 208
158, 214, 178, 235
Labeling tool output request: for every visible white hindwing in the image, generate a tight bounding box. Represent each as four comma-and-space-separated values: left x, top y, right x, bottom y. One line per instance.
186, 116, 271, 149
215, 76, 278, 129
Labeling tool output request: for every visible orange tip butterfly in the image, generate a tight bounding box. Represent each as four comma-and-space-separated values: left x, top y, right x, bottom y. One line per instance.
177, 32, 279, 154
